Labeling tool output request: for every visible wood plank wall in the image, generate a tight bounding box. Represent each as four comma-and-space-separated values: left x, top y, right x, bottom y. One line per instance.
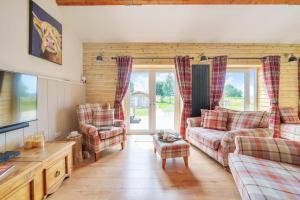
83, 43, 300, 111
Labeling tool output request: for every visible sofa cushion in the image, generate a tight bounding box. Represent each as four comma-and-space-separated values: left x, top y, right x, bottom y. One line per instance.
258, 111, 269, 128
281, 124, 300, 141
93, 108, 114, 127
280, 107, 300, 124
188, 127, 225, 150
203, 110, 228, 131
98, 127, 123, 140
229, 153, 300, 200
230, 112, 265, 130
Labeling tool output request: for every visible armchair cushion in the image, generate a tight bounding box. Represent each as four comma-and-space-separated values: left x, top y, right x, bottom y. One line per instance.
92, 108, 114, 127
77, 103, 100, 124
98, 127, 123, 140
234, 136, 300, 166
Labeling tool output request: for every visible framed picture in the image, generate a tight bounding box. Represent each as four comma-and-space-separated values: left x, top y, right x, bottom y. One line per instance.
29, 0, 62, 65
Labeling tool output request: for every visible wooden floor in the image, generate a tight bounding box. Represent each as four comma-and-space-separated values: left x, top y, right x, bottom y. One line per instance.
49, 135, 240, 200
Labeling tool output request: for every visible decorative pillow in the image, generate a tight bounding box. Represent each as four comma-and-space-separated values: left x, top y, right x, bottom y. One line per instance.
92, 108, 114, 128
280, 107, 300, 124
203, 110, 228, 131
258, 111, 269, 128
215, 106, 237, 130
200, 109, 209, 126
230, 112, 265, 130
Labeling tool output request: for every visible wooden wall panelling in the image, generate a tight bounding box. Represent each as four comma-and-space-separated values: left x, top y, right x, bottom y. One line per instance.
37, 78, 49, 140
0, 78, 85, 152
83, 43, 300, 112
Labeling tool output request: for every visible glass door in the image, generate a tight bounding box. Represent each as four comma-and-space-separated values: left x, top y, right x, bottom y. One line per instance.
128, 72, 150, 131
155, 72, 176, 130
127, 70, 179, 134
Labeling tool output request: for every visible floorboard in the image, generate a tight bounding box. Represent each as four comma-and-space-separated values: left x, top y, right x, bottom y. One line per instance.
48, 135, 240, 200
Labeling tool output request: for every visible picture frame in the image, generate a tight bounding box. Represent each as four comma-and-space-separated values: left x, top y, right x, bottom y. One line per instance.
29, 0, 62, 65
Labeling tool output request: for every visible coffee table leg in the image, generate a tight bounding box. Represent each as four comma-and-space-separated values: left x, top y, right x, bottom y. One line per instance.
162, 159, 166, 169
183, 156, 188, 167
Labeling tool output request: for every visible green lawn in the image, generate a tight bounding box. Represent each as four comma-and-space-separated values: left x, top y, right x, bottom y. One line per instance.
134, 100, 175, 117
20, 97, 37, 112
222, 96, 244, 110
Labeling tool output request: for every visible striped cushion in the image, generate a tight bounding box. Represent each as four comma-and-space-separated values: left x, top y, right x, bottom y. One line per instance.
280, 107, 300, 124
203, 110, 228, 131
280, 124, 300, 141
98, 127, 123, 140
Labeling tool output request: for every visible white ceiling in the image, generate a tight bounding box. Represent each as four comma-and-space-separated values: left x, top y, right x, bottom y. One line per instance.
60, 5, 300, 43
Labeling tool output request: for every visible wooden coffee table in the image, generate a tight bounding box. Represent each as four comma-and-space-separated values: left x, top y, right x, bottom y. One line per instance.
153, 135, 190, 169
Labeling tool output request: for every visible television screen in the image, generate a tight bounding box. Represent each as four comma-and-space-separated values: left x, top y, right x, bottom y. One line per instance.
0, 70, 37, 128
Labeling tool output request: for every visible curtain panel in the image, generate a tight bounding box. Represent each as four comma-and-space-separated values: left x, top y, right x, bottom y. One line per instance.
174, 56, 192, 139
114, 56, 133, 120
262, 56, 281, 138
298, 59, 300, 117
210, 56, 228, 110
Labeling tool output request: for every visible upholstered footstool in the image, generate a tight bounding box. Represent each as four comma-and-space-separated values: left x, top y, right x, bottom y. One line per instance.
153, 135, 190, 169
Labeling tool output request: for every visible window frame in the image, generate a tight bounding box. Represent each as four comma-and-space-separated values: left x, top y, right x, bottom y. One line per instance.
221, 68, 257, 111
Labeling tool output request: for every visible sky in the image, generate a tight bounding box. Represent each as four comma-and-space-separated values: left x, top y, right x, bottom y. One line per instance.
131, 72, 174, 93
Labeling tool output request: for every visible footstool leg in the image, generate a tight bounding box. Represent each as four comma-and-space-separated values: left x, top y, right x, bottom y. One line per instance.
183, 156, 188, 167
162, 159, 166, 169
154, 148, 156, 154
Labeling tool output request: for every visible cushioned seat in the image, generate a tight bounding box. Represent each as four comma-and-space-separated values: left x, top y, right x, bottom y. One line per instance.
229, 153, 300, 200
188, 127, 225, 150
281, 124, 300, 141
98, 127, 123, 140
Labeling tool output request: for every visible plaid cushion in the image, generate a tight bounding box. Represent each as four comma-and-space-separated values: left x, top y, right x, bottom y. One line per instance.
215, 107, 238, 130
259, 111, 269, 128
281, 124, 300, 141
98, 127, 123, 140
230, 112, 265, 130
280, 107, 300, 124
187, 127, 225, 150
186, 117, 202, 127
235, 136, 300, 166
77, 103, 100, 124
229, 153, 300, 200
200, 109, 209, 126
99, 134, 125, 152
203, 110, 228, 131
93, 109, 114, 127
153, 135, 190, 159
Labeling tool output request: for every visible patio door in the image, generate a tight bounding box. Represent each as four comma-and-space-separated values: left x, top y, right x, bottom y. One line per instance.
126, 69, 179, 134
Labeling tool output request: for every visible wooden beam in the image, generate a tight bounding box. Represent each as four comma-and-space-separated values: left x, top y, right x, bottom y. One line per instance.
56, 0, 300, 5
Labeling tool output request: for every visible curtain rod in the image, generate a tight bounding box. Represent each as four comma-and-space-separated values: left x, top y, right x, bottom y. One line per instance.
111, 57, 194, 60
207, 57, 262, 60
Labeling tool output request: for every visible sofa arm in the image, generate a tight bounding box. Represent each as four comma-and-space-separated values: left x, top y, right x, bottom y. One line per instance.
79, 123, 98, 137
221, 128, 272, 151
187, 117, 202, 128
234, 136, 300, 166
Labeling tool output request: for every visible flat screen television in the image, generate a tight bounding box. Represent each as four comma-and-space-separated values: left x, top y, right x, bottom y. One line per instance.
0, 70, 37, 130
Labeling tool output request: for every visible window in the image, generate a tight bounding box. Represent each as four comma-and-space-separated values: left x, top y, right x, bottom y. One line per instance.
221, 69, 257, 111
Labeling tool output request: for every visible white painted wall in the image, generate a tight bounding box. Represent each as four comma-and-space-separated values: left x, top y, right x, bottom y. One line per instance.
0, 0, 85, 151
0, 0, 82, 82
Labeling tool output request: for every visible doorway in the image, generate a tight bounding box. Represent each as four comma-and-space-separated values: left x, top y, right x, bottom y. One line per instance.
126, 68, 180, 134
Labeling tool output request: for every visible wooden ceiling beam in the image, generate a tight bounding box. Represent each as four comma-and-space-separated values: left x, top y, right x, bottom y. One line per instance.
56, 0, 300, 5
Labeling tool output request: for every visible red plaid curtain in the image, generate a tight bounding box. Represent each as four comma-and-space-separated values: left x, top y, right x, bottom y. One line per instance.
174, 56, 192, 139
298, 59, 300, 117
114, 56, 133, 120
210, 56, 228, 110
262, 56, 281, 138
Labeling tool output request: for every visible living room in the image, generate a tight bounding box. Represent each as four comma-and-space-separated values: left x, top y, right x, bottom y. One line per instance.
0, 0, 300, 200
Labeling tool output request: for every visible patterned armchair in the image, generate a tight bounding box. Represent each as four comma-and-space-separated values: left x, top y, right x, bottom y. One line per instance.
76, 103, 126, 161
